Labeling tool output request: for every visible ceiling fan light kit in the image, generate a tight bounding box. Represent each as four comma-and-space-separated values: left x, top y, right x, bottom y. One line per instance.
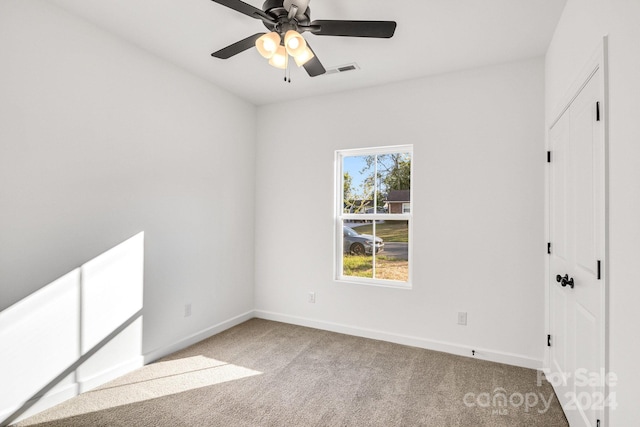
255, 29, 312, 68
211, 0, 396, 78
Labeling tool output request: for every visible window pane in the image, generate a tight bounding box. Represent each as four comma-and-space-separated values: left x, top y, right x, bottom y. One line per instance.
377, 153, 411, 214
374, 220, 409, 282
342, 220, 374, 278
343, 155, 375, 214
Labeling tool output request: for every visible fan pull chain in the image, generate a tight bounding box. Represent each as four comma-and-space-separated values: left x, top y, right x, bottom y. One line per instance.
283, 55, 291, 83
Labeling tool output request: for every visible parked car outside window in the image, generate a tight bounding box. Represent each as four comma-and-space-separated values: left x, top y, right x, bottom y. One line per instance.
343, 226, 384, 255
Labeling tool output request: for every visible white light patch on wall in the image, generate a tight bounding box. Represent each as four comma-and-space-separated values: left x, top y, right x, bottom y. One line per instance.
81, 233, 145, 353
0, 270, 81, 416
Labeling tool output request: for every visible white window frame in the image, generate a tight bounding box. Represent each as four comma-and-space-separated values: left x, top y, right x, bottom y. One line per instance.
334, 145, 413, 288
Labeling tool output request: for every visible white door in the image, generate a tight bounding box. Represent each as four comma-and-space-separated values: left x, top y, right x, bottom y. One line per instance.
548, 69, 605, 427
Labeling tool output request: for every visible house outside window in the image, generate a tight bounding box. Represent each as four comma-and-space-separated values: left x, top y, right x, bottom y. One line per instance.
386, 190, 411, 214
335, 145, 412, 287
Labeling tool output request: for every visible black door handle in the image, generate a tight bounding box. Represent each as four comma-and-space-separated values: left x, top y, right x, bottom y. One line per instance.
555, 274, 574, 289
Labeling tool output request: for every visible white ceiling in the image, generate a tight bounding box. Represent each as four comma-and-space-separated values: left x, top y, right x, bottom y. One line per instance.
48, 0, 566, 106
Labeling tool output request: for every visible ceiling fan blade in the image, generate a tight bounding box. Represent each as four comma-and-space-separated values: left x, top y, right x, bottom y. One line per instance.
302, 43, 326, 77
211, 0, 272, 21
309, 20, 397, 38
212, 33, 265, 59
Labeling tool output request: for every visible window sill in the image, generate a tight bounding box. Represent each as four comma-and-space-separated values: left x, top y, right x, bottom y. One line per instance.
334, 277, 413, 290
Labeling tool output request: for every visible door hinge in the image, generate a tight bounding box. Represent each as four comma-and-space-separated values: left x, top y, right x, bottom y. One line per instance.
597, 260, 602, 280
547, 334, 551, 347
547, 151, 551, 163
596, 102, 601, 121
547, 242, 551, 254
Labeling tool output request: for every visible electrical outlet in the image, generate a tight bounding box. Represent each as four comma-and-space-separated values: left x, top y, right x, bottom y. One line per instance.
185, 303, 192, 317
457, 311, 467, 325
308, 292, 316, 304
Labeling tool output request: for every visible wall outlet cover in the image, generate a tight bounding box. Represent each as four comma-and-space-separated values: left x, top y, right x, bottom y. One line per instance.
457, 311, 467, 325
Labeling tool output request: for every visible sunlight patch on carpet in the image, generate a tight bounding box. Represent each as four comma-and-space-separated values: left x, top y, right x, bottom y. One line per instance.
25, 356, 262, 423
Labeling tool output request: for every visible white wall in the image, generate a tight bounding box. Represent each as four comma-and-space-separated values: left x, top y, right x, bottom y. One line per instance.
255, 58, 546, 368
0, 0, 255, 373
546, 1, 640, 425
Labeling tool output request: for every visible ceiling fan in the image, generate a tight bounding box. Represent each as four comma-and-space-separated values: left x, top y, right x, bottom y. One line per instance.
210, 0, 397, 77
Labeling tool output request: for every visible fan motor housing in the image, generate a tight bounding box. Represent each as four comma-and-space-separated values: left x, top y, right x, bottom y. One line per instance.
262, 0, 311, 28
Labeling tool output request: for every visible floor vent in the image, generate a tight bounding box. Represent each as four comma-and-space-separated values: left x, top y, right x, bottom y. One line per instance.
325, 63, 360, 75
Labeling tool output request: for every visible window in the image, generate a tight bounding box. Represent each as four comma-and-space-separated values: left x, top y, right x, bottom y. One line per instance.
335, 145, 412, 287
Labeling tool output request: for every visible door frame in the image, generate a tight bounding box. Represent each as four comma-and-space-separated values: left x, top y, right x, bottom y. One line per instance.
544, 37, 609, 425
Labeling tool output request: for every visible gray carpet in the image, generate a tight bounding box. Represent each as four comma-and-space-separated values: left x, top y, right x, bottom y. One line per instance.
14, 319, 569, 426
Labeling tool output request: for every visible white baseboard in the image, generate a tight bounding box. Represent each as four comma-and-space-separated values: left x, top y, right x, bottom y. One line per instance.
254, 310, 542, 370
144, 310, 256, 364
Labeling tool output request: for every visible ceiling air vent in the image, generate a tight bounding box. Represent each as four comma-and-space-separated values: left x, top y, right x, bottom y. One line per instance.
324, 63, 360, 76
